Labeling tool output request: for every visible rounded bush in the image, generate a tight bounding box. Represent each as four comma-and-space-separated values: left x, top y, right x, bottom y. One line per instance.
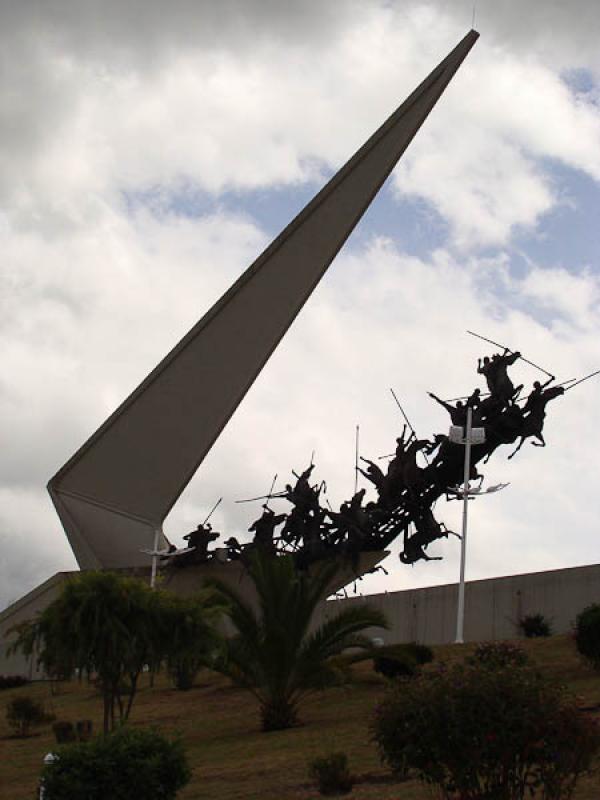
518, 613, 552, 638
41, 727, 191, 800
466, 640, 528, 670
6, 695, 54, 737
0, 674, 30, 690
373, 643, 434, 680
308, 752, 353, 795
372, 661, 600, 799
575, 604, 600, 670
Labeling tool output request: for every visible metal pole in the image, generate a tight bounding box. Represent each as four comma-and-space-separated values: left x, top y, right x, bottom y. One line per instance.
354, 425, 359, 494
455, 406, 473, 644
150, 528, 160, 589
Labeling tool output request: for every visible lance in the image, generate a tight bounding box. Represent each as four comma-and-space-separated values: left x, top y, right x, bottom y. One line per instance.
390, 388, 417, 437
354, 424, 360, 494
447, 376, 576, 402
264, 473, 278, 510
564, 368, 600, 391
390, 388, 430, 466
202, 497, 222, 525
235, 490, 287, 504
467, 330, 555, 379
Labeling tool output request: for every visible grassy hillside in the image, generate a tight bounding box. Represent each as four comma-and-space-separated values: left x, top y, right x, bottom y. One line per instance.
2, 635, 600, 799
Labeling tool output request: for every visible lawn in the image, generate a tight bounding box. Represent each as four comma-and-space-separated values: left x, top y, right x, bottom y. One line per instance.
2, 635, 600, 799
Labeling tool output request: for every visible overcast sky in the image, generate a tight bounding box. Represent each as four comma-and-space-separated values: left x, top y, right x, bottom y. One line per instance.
2, 0, 600, 610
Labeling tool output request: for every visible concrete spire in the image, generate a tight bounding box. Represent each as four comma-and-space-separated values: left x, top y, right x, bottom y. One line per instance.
49, 30, 479, 569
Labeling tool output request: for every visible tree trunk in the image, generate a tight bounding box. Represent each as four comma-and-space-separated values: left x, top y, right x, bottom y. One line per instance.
103, 689, 111, 736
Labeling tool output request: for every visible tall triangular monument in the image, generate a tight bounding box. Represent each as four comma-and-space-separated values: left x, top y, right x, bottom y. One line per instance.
49, 30, 479, 569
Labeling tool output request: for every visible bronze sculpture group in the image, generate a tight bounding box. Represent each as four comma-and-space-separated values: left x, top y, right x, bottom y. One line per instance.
169, 340, 591, 573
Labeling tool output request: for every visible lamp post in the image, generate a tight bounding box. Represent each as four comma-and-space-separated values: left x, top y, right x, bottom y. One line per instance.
455, 406, 474, 644
447, 408, 507, 644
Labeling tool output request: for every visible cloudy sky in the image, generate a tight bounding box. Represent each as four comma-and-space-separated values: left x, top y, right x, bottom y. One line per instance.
2, 0, 600, 610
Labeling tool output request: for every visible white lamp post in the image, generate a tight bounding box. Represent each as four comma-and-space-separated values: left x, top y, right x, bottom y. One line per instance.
447, 408, 506, 644
455, 406, 474, 644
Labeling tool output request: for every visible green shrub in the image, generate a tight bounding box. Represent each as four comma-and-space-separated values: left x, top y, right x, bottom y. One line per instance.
6, 695, 54, 737
52, 720, 76, 743
518, 613, 552, 638
372, 661, 600, 799
0, 674, 29, 690
373, 643, 434, 680
466, 640, 528, 669
41, 727, 191, 800
308, 752, 353, 795
575, 604, 600, 670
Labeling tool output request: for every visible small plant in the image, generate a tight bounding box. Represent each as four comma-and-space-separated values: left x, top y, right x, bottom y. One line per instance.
373, 643, 433, 680
52, 720, 76, 744
6, 695, 55, 737
41, 726, 191, 800
0, 674, 30, 690
309, 752, 353, 795
75, 719, 93, 741
575, 604, 600, 670
466, 640, 528, 669
518, 612, 552, 638
372, 660, 600, 799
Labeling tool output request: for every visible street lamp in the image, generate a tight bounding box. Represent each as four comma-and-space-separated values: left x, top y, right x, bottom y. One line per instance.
447, 407, 507, 644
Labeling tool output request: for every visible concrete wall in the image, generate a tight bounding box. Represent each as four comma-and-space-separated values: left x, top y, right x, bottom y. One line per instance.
321, 563, 600, 645
0, 572, 72, 678
3, 561, 600, 676
0, 551, 384, 676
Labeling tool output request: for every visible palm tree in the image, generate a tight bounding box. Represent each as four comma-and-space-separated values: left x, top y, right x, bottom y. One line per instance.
211, 551, 388, 731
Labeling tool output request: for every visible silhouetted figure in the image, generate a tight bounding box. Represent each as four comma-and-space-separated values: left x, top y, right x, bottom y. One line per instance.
182, 523, 219, 563
224, 536, 243, 560
522, 376, 555, 414
478, 350, 522, 403
508, 385, 565, 459
428, 393, 467, 426
248, 505, 286, 553
358, 457, 387, 493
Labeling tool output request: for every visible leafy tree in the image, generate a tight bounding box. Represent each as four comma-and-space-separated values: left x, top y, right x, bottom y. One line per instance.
158, 590, 225, 690
10, 572, 162, 733
9, 573, 225, 733
211, 551, 388, 731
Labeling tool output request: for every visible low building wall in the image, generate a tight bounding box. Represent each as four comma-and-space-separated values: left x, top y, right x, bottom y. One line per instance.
3, 561, 600, 676
321, 562, 600, 645
0, 572, 72, 678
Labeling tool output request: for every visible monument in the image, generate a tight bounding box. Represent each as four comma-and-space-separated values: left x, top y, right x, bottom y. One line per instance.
47, 30, 480, 574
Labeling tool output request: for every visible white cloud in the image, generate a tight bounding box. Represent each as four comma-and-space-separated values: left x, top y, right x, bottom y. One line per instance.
2, 0, 600, 608
1, 2, 599, 249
